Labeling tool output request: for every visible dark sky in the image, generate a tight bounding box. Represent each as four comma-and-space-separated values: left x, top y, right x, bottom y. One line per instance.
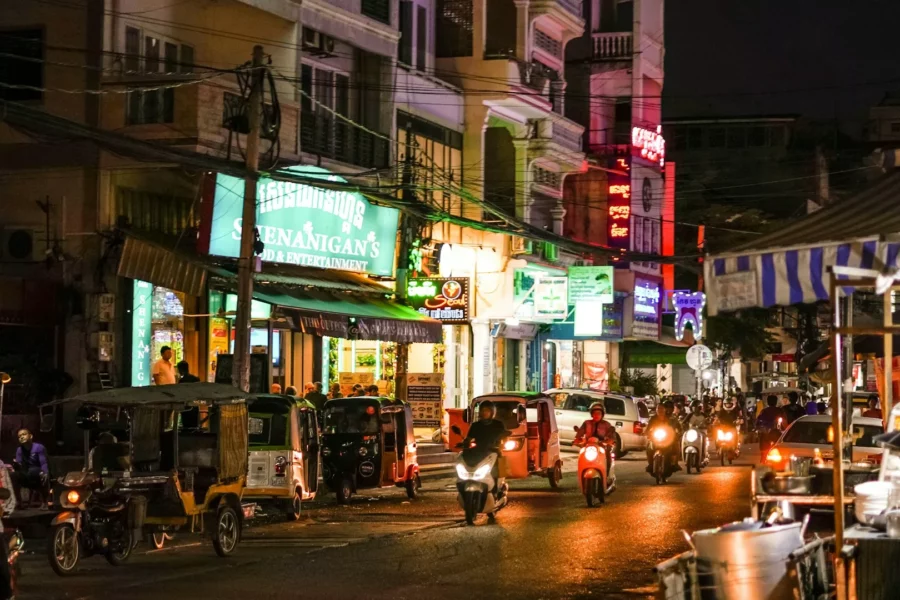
663, 0, 900, 134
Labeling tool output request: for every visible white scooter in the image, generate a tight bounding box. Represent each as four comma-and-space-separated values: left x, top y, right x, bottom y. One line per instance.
682, 427, 709, 474
452, 428, 508, 525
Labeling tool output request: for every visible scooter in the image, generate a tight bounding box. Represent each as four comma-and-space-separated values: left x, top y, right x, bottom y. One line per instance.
648, 425, 677, 485
758, 417, 784, 463
573, 429, 616, 507
716, 424, 741, 466
451, 430, 508, 525
682, 427, 709, 474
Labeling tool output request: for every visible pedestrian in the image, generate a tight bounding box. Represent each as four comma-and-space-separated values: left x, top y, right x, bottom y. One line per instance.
271, 383, 282, 394
816, 401, 828, 415
366, 384, 380, 396
329, 382, 342, 399
862, 397, 883, 420
152, 346, 177, 385
176, 360, 200, 383
782, 392, 806, 424
805, 394, 818, 416
12, 429, 49, 507
305, 382, 328, 412
285, 386, 298, 396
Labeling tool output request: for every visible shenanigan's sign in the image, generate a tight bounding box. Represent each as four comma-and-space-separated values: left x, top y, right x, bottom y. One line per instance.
208, 166, 400, 276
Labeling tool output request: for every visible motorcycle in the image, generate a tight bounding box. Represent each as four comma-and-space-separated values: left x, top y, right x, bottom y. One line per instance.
574, 430, 616, 507
452, 432, 508, 525
6, 529, 23, 599
682, 426, 709, 474
758, 417, 785, 462
716, 424, 741, 466
47, 471, 136, 576
648, 424, 677, 485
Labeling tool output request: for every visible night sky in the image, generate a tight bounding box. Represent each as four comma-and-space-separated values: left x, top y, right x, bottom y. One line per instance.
664, 0, 900, 135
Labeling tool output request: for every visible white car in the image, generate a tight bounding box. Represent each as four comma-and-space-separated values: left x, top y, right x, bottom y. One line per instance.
545, 388, 649, 456
765, 415, 884, 469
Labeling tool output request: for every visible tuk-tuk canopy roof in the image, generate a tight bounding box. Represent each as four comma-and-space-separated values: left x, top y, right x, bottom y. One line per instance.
249, 394, 316, 412
324, 396, 407, 408
474, 392, 548, 402
44, 382, 249, 409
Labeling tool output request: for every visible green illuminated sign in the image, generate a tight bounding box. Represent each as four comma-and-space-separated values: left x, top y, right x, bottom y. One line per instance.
407, 277, 469, 323
209, 166, 400, 276
407, 280, 438, 298
131, 280, 153, 387
568, 266, 614, 304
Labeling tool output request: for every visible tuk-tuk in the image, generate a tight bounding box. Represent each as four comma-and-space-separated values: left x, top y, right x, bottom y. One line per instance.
244, 394, 320, 519
320, 396, 420, 504
466, 393, 564, 487
41, 383, 250, 574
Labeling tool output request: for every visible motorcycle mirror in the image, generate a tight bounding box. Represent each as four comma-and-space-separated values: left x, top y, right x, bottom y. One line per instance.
516, 405, 526, 424
462, 410, 470, 424
451, 425, 461, 435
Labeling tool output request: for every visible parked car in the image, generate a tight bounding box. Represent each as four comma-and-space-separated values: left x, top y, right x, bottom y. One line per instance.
545, 388, 649, 456
764, 415, 884, 470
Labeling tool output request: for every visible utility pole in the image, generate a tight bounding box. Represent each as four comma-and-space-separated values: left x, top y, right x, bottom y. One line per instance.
395, 124, 417, 401
232, 45, 265, 392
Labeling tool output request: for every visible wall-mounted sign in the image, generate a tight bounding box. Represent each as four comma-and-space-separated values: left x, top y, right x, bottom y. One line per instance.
131, 280, 153, 387
407, 277, 469, 323
407, 373, 442, 427
673, 291, 706, 341
632, 125, 666, 170
607, 156, 631, 250
714, 271, 758, 314
568, 266, 614, 304
534, 276, 568, 320
208, 166, 399, 276
686, 344, 713, 371
633, 276, 661, 340
574, 299, 604, 336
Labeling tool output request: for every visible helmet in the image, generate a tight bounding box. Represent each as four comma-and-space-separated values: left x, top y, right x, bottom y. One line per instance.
589, 402, 605, 416
478, 400, 496, 420
690, 400, 702, 412
723, 399, 735, 410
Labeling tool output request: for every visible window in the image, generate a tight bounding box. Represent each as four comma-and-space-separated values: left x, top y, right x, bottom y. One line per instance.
436, 0, 473, 58
637, 400, 649, 419
126, 87, 174, 125
604, 397, 626, 416
550, 393, 569, 409
727, 126, 746, 148
164, 42, 178, 74
0, 29, 43, 102
534, 29, 562, 60
180, 45, 194, 73
566, 394, 595, 412
124, 26, 193, 74
397, 110, 463, 211
125, 26, 141, 72
891, 122, 900, 134
361, 0, 390, 24
634, 216, 643, 252
416, 5, 427, 70
643, 218, 652, 253
747, 126, 766, 147
144, 36, 160, 73
769, 125, 785, 147
399, 1, 413, 65
708, 127, 725, 148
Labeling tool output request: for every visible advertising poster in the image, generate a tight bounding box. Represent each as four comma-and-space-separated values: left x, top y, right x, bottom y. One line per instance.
568, 266, 614, 304
208, 317, 229, 383
534, 276, 568, 320
407, 277, 469, 323
407, 373, 442, 427
131, 280, 153, 387
339, 372, 375, 397
633, 276, 661, 340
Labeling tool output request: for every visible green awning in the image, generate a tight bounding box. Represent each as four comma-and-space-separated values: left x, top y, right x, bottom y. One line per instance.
627, 341, 689, 367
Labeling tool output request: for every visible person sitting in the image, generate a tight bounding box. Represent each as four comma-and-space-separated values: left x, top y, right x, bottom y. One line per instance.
462, 401, 510, 493
685, 401, 709, 430
574, 402, 615, 474
177, 360, 200, 383
13, 429, 48, 508
90, 432, 131, 473
862, 397, 883, 420
646, 403, 681, 475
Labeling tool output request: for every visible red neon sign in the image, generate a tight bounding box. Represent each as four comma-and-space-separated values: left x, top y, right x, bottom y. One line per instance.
609, 184, 630, 198
607, 156, 631, 249
632, 125, 666, 169
609, 205, 630, 220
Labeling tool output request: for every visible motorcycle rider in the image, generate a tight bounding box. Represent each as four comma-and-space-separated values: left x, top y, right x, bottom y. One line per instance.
574, 402, 616, 474
646, 402, 681, 475
685, 400, 709, 430
461, 401, 509, 493
756, 395, 787, 459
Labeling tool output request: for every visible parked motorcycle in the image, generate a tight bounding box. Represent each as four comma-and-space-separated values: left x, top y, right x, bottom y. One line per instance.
648, 424, 677, 485
574, 430, 616, 507
682, 427, 709, 474
6, 529, 23, 599
452, 429, 508, 525
716, 424, 741, 466
47, 471, 137, 576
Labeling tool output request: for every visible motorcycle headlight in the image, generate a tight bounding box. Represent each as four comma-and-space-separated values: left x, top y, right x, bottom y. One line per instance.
66, 490, 81, 505
584, 446, 599, 462
652, 428, 668, 443
723, 431, 734, 441
456, 463, 472, 480
716, 429, 725, 440
358, 447, 368, 457
685, 429, 699, 443
472, 464, 492, 480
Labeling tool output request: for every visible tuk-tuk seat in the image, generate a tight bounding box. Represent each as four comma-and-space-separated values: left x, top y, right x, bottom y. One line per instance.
89, 442, 133, 473
178, 432, 217, 468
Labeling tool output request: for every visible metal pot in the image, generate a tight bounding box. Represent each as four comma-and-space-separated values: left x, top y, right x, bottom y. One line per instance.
761, 474, 814, 495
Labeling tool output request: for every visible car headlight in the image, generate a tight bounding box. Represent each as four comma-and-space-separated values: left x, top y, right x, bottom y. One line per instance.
584, 446, 599, 462
322, 447, 332, 457
358, 447, 368, 457
473, 464, 492, 480
685, 429, 699, 443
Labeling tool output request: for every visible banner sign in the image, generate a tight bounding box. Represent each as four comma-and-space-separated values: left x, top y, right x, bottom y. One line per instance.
632, 125, 666, 170
209, 166, 399, 276
131, 280, 153, 387
673, 291, 706, 341
407, 277, 469, 323
568, 266, 614, 304
407, 373, 442, 427
607, 156, 631, 250
534, 276, 568, 320
633, 276, 661, 340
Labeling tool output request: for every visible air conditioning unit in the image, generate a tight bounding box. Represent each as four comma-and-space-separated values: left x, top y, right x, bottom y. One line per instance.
302, 28, 335, 57
510, 237, 533, 256
0, 228, 36, 262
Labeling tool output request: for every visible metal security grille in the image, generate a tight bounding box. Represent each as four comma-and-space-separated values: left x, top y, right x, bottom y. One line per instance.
534, 29, 562, 58
361, 0, 390, 24
436, 0, 473, 57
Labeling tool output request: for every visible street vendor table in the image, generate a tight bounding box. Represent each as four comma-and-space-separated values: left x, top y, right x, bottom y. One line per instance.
751, 465, 878, 521
842, 524, 900, 600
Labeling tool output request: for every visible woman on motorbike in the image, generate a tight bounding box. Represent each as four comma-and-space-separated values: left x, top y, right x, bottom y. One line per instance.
574, 403, 616, 473
646, 403, 681, 475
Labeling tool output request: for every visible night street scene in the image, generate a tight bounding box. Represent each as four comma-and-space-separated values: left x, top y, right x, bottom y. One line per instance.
5, 1, 900, 599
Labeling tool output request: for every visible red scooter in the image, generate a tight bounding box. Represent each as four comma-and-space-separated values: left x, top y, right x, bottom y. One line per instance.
573, 428, 616, 507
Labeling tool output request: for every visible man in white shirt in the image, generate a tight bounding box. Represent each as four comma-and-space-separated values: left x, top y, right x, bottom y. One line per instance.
152, 346, 177, 385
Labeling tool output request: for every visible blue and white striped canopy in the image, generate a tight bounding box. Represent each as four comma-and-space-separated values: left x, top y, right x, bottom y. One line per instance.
704, 171, 900, 315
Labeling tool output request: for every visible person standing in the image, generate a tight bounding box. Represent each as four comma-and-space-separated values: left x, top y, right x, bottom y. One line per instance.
152, 346, 177, 385
305, 382, 328, 412
329, 383, 342, 399
783, 392, 806, 424
176, 361, 200, 383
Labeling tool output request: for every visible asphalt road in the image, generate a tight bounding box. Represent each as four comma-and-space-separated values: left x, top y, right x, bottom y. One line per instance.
18, 446, 755, 600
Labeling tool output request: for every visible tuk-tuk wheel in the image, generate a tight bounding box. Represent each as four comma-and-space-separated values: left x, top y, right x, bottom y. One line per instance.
289, 489, 302, 521
212, 505, 240, 557
405, 474, 421, 500
336, 478, 353, 505
548, 462, 562, 489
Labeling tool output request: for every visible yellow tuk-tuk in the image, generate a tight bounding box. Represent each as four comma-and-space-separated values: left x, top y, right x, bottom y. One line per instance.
42, 383, 250, 574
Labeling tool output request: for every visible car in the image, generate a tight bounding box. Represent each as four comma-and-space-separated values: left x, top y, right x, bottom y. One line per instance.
764, 415, 884, 470
545, 388, 649, 456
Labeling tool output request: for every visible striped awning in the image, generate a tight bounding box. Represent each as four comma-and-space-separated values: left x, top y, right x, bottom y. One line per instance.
705, 170, 900, 315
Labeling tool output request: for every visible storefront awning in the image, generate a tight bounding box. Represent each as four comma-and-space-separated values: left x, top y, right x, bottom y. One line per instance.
251, 285, 442, 344
118, 236, 208, 297
704, 170, 900, 315
627, 340, 689, 367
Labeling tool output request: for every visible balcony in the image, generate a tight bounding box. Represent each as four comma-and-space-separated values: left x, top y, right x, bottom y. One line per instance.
300, 110, 390, 169
592, 31, 633, 60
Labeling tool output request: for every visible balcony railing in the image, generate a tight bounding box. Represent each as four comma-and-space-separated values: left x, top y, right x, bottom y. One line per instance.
592, 32, 633, 60
300, 110, 390, 169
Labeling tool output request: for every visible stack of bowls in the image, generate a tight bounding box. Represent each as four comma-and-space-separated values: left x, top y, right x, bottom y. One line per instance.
854, 481, 893, 524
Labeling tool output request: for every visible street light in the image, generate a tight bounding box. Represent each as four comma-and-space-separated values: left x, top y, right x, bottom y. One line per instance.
0, 372, 9, 446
